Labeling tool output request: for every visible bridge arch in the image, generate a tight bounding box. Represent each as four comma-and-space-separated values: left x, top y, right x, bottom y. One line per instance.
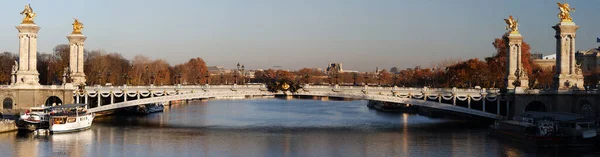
2, 98, 13, 109
525, 101, 547, 112
576, 100, 595, 117
45, 96, 63, 106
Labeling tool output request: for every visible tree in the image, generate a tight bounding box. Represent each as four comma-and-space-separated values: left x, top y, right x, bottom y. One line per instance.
184, 58, 208, 85
297, 68, 312, 84
484, 38, 534, 88
129, 55, 151, 85
445, 58, 487, 88
149, 59, 171, 85
0, 52, 17, 84
377, 69, 392, 86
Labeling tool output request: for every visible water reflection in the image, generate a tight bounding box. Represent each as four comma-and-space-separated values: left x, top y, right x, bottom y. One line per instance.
0, 99, 598, 156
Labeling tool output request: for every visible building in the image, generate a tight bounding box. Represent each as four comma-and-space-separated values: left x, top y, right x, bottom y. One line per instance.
207, 66, 232, 75
532, 54, 556, 69
390, 67, 399, 74
576, 47, 600, 73
326, 63, 343, 74
530, 53, 543, 60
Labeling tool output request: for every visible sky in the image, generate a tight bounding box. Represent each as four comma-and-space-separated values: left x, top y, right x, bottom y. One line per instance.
0, 0, 599, 72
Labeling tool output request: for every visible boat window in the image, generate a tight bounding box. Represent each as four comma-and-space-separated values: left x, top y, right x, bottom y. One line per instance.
80, 117, 87, 121
53, 117, 66, 124
67, 117, 76, 123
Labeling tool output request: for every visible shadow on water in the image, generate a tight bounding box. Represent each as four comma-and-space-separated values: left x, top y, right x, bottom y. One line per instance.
94, 111, 487, 134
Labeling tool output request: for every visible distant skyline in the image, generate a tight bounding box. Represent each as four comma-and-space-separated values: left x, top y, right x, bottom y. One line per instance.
0, 0, 599, 71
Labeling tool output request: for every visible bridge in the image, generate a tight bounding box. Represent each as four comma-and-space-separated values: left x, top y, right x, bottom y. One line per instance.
3, 6, 596, 121
79, 84, 506, 119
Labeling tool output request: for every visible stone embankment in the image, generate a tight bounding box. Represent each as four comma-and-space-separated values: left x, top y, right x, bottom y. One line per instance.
0, 119, 17, 133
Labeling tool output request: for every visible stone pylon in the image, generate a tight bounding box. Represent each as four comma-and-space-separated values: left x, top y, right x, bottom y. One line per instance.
15, 23, 41, 85
67, 33, 87, 86
504, 32, 528, 89
553, 21, 583, 90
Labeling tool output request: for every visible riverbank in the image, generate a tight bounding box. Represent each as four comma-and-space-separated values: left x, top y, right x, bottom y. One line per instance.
0, 120, 17, 133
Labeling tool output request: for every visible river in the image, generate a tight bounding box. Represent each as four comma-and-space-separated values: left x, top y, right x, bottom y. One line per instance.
0, 98, 598, 157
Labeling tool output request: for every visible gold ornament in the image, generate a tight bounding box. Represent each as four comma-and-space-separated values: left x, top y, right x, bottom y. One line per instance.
20, 4, 36, 24
557, 2, 575, 22
503, 15, 519, 34
281, 83, 290, 90
72, 18, 84, 34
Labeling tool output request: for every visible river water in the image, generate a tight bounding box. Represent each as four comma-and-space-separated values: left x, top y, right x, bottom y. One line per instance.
0, 98, 598, 157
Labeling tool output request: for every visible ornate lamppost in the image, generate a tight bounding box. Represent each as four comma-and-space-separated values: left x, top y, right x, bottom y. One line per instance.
241, 64, 245, 84
96, 72, 101, 86
352, 72, 358, 86
392, 74, 398, 86
363, 73, 369, 86
122, 74, 129, 86
205, 72, 210, 85
177, 72, 182, 85
304, 73, 310, 84
233, 72, 238, 85
334, 73, 339, 85
106, 70, 112, 85
150, 72, 156, 85
144, 66, 149, 85
377, 74, 382, 86
220, 72, 224, 85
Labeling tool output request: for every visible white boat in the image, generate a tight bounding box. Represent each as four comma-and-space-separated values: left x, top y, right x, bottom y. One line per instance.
16, 106, 51, 132
48, 104, 95, 133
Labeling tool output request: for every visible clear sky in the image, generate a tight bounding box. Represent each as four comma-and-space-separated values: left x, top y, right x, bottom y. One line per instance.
0, 0, 598, 71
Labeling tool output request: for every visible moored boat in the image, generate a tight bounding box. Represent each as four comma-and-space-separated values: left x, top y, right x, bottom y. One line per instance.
137, 102, 165, 114
48, 104, 94, 133
15, 106, 51, 132
489, 111, 597, 147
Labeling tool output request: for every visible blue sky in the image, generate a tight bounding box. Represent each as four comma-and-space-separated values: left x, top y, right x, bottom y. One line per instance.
0, 0, 599, 71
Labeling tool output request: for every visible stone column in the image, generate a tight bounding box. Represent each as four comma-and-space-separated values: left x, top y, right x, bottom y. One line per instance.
15, 23, 41, 85
553, 21, 583, 90
67, 34, 87, 86
504, 32, 529, 89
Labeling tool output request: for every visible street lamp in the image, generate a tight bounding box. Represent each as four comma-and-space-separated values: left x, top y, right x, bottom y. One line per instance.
205, 72, 210, 85
304, 73, 310, 84
334, 73, 339, 85
233, 72, 238, 85
352, 72, 358, 86
96, 72, 101, 86
150, 72, 156, 85
177, 72, 182, 85
106, 70, 112, 85
122, 74, 129, 86
363, 73, 369, 86
241, 65, 245, 84
220, 72, 224, 85
392, 74, 398, 86
376, 74, 381, 86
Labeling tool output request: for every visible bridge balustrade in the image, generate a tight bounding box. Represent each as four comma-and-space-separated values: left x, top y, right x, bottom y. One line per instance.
77, 84, 508, 119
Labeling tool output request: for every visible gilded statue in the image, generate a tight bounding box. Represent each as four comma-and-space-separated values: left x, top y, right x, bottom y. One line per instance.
20, 4, 36, 24
72, 18, 84, 34
503, 15, 519, 34
557, 2, 575, 22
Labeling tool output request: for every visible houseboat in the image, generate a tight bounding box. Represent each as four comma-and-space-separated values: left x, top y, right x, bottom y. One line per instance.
48, 104, 94, 133
489, 111, 597, 147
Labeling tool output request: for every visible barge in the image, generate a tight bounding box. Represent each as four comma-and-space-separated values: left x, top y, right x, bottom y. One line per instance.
489, 111, 597, 147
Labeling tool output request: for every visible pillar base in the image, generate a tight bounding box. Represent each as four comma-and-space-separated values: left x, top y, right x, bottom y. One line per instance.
505, 76, 529, 90
71, 73, 87, 86
554, 74, 584, 90
14, 71, 39, 86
